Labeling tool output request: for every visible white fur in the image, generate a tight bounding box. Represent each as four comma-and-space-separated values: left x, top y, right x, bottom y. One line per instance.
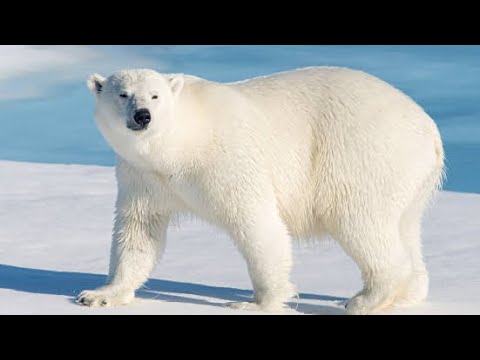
78, 67, 445, 314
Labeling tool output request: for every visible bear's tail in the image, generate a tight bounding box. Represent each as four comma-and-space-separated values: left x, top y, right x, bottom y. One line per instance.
424, 121, 446, 207
433, 124, 446, 191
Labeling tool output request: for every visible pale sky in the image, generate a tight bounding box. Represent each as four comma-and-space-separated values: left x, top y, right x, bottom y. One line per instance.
1, 45, 479, 192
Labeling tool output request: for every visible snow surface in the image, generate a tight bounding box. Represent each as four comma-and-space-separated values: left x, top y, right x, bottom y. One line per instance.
1, 160, 479, 315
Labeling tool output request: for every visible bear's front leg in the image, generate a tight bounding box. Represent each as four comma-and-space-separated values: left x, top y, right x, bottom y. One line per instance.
77, 210, 169, 307
227, 204, 296, 313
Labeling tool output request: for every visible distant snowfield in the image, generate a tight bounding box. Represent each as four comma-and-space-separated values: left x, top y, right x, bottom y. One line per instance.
1, 160, 479, 315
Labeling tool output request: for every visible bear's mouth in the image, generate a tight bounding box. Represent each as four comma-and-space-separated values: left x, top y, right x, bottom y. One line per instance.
127, 123, 149, 132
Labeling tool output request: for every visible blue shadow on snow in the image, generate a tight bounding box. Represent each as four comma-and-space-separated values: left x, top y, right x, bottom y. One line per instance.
0, 264, 346, 315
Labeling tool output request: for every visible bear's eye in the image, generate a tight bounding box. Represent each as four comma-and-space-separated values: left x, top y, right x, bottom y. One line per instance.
152, 95, 158, 100
119, 93, 128, 98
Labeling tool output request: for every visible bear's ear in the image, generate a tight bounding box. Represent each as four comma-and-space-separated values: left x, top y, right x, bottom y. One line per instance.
87, 73, 106, 94
169, 75, 184, 99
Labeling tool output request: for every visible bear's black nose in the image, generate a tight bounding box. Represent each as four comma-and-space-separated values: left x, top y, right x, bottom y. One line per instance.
133, 109, 151, 127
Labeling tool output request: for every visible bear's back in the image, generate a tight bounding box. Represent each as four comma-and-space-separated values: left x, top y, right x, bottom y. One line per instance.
229, 66, 413, 109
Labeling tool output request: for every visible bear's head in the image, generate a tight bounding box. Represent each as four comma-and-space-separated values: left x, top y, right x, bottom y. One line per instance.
87, 69, 184, 160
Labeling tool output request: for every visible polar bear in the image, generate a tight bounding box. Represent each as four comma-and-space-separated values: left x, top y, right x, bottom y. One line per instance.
77, 67, 444, 315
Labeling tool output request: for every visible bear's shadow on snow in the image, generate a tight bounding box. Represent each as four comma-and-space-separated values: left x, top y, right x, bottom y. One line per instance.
0, 264, 346, 315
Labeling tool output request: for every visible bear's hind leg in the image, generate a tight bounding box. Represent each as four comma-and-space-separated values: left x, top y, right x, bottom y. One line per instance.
396, 202, 429, 306
334, 217, 412, 315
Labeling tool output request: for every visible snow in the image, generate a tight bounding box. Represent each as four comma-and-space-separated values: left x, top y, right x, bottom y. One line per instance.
1, 160, 479, 315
